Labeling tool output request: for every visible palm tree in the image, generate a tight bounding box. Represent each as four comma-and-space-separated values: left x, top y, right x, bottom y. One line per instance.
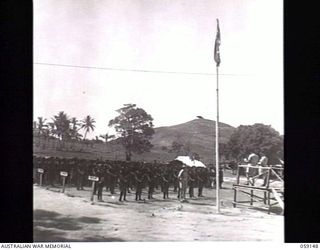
52, 111, 71, 149
70, 117, 79, 139
80, 115, 96, 141
69, 117, 84, 150
100, 133, 116, 152
70, 118, 76, 129
37, 117, 47, 136
99, 133, 115, 143
36, 117, 48, 148
47, 122, 57, 148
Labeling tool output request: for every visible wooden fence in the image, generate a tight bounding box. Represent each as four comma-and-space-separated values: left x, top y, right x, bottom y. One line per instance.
232, 164, 284, 214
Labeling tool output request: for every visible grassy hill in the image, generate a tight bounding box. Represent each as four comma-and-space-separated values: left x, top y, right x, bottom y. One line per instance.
146, 119, 235, 164
33, 119, 235, 164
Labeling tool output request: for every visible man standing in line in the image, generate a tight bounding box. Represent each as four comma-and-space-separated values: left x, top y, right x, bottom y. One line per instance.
188, 167, 196, 198
105, 163, 117, 194
178, 165, 189, 202
96, 164, 105, 202
47, 157, 55, 187
76, 159, 85, 190
133, 169, 143, 201
197, 168, 205, 197
161, 169, 170, 199
118, 168, 128, 202
173, 167, 179, 193
219, 166, 224, 189
147, 168, 155, 200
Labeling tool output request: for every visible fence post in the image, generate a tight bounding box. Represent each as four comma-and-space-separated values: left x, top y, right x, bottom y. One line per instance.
62, 176, 66, 193
91, 181, 95, 201
236, 165, 240, 184
39, 173, 43, 186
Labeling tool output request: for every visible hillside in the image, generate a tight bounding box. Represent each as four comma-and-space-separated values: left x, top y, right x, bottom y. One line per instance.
141, 119, 235, 164
33, 119, 235, 164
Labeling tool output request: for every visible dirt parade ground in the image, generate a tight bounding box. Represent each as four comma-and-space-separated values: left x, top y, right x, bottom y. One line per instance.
33, 171, 283, 242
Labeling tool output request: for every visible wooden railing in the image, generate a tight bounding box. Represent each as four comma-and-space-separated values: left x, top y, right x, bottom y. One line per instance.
233, 164, 284, 214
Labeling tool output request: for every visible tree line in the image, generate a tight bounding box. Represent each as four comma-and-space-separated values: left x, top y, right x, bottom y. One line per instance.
34, 104, 155, 160
34, 104, 283, 164
34, 112, 97, 149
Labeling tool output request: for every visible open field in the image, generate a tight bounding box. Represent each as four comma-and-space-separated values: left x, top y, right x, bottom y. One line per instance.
34, 172, 283, 242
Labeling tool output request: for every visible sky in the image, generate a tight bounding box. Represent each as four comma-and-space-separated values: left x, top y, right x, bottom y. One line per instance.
33, 0, 283, 139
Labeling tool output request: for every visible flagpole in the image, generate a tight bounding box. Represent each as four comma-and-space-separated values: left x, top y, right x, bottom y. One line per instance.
213, 18, 221, 213
215, 65, 220, 213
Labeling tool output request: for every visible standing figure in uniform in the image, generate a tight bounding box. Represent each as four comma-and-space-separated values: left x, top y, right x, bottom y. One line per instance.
54, 157, 61, 186
133, 169, 143, 201
154, 166, 161, 191
68, 158, 76, 187
47, 157, 55, 187
76, 159, 85, 190
218, 166, 224, 188
197, 168, 205, 197
173, 168, 179, 193
92, 162, 100, 195
105, 163, 117, 194
161, 169, 170, 199
147, 168, 156, 200
209, 168, 215, 188
178, 165, 189, 202
118, 168, 128, 202
188, 167, 196, 198
96, 164, 105, 201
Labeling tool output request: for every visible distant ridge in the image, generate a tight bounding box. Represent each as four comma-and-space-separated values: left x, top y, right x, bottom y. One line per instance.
143, 119, 235, 164
155, 119, 233, 130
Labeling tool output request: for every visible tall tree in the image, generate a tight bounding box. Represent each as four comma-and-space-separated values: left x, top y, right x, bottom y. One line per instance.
37, 117, 47, 136
68, 117, 83, 149
47, 122, 57, 148
219, 143, 228, 161
47, 122, 56, 137
70, 117, 78, 135
52, 111, 71, 149
80, 115, 96, 141
226, 123, 283, 164
108, 104, 155, 161
35, 117, 48, 148
70, 117, 83, 140
99, 133, 115, 143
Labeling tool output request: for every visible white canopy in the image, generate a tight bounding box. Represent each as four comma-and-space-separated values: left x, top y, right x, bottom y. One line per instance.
174, 156, 207, 168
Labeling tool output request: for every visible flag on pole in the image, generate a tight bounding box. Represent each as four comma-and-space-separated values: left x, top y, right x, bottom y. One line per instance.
214, 19, 221, 67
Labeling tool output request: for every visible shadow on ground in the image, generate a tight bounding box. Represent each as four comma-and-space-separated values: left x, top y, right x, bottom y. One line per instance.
249, 206, 283, 215
33, 209, 124, 242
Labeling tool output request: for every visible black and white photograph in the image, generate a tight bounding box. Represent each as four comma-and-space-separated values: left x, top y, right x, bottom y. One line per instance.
33, 0, 284, 242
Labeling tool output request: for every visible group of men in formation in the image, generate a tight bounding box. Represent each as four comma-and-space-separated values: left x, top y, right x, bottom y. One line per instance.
33, 156, 224, 202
